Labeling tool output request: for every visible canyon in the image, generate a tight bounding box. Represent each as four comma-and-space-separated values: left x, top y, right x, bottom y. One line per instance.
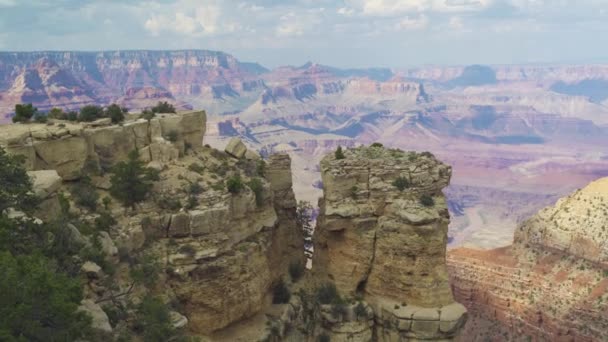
3, 50, 607, 249
0, 112, 467, 341
1, 50, 608, 340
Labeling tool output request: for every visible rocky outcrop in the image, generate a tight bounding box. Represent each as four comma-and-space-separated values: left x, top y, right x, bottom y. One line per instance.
0, 110, 205, 179
448, 178, 608, 341
514, 177, 608, 266
313, 146, 467, 340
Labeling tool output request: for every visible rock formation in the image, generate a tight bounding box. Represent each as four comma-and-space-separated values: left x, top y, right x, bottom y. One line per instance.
0, 110, 205, 179
313, 145, 467, 340
448, 178, 608, 341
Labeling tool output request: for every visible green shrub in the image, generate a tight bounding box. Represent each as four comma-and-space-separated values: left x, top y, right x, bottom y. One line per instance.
392, 176, 410, 191
331, 303, 348, 319
67, 111, 78, 121
316, 283, 340, 305
272, 279, 291, 304
130, 253, 161, 288
71, 178, 99, 212
335, 146, 345, 160
420, 194, 435, 207
226, 175, 244, 194
371, 142, 383, 148
78, 105, 104, 122
151, 101, 176, 114
289, 260, 305, 282
256, 159, 266, 177
318, 333, 331, 342
34, 112, 48, 123
12, 103, 37, 123
140, 110, 156, 121
94, 212, 117, 231
110, 150, 159, 210
185, 195, 198, 210
248, 177, 264, 206
354, 302, 367, 319
157, 195, 181, 211
105, 103, 126, 124
188, 163, 205, 174
134, 296, 175, 341
188, 183, 204, 195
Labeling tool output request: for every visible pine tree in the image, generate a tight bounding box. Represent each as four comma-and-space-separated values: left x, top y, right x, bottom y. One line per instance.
109, 150, 159, 210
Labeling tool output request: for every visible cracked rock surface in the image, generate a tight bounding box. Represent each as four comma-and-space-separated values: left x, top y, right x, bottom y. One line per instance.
313, 145, 467, 340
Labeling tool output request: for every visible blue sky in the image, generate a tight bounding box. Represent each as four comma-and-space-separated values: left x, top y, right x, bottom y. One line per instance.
1, 0, 608, 68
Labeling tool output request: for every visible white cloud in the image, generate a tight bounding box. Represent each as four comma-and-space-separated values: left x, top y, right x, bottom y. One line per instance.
395, 14, 429, 30
142, 1, 226, 36
345, 0, 497, 16
0, 0, 16, 7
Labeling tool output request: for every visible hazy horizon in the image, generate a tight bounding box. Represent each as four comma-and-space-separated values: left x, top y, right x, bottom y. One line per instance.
1, 1, 608, 68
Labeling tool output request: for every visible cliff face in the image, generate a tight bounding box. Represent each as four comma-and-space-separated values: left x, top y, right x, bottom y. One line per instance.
0, 110, 205, 180
313, 146, 467, 340
448, 178, 608, 341
0, 50, 265, 121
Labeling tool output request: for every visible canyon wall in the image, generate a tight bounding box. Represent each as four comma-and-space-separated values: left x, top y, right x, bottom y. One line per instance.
448, 178, 608, 341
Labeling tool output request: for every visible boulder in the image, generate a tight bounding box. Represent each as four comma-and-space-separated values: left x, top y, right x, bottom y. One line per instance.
98, 231, 119, 264
27, 170, 62, 199
81, 261, 103, 279
224, 138, 247, 158
32, 136, 88, 180
244, 149, 261, 160
170, 311, 189, 329
169, 213, 191, 238
78, 300, 112, 334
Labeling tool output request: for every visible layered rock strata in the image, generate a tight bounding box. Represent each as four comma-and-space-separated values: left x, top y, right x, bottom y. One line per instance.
0, 110, 205, 180
313, 146, 467, 340
448, 178, 608, 341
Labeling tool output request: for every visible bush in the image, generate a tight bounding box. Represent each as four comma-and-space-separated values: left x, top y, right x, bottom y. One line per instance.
157, 195, 181, 211
248, 178, 264, 206
331, 303, 348, 319
392, 176, 410, 191
78, 105, 104, 122
151, 101, 176, 114
12, 103, 37, 123
185, 195, 198, 210
94, 212, 117, 231
0, 148, 39, 213
272, 279, 291, 304
371, 142, 383, 148
67, 111, 79, 121
316, 283, 340, 305
188, 163, 205, 174
256, 159, 266, 177
130, 253, 161, 288
419, 194, 435, 207
134, 296, 175, 341
140, 109, 156, 121
289, 260, 305, 282
105, 103, 126, 124
48, 108, 65, 120
226, 175, 244, 194
318, 333, 331, 342
188, 183, 204, 195
34, 112, 48, 123
354, 302, 367, 319
71, 178, 99, 212
110, 150, 159, 210
335, 146, 345, 160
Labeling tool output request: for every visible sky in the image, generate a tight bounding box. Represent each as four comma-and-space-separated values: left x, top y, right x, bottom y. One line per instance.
1, 0, 608, 68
